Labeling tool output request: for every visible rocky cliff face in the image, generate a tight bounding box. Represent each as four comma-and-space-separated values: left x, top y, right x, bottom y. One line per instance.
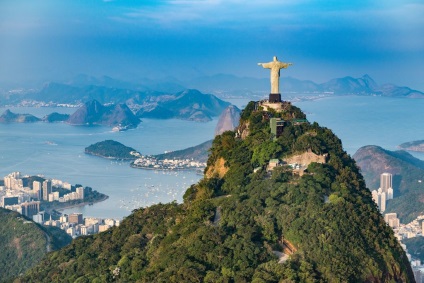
67, 99, 140, 128
214, 105, 241, 136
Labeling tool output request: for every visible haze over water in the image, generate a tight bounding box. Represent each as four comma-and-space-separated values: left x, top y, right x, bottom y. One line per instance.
1, 95, 423, 219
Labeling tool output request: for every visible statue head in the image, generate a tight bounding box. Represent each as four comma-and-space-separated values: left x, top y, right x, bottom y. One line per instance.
273, 56, 277, 61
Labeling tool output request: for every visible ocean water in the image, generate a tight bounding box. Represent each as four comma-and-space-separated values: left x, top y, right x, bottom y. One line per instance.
0, 106, 217, 219
1, 96, 423, 219
293, 96, 424, 159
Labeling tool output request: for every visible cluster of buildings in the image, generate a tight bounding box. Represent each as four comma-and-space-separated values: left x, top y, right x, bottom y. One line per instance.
34, 212, 120, 238
1, 171, 118, 237
1, 171, 84, 219
16, 99, 80, 108
373, 172, 424, 281
383, 212, 424, 281
131, 156, 206, 170
371, 172, 394, 212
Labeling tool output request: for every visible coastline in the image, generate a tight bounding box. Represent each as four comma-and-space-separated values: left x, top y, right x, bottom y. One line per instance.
130, 164, 205, 171
85, 151, 136, 160
47, 195, 109, 214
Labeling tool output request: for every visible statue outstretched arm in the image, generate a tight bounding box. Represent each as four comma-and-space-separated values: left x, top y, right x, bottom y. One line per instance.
279, 62, 293, 68
258, 62, 273, 69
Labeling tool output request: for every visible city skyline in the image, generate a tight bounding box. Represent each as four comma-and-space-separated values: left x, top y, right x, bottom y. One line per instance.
0, 1, 423, 90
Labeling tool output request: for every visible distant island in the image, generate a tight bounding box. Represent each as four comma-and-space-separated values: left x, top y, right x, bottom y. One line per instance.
85, 139, 210, 170
85, 140, 140, 160
67, 99, 141, 128
398, 140, 424, 152
42, 112, 70, 122
0, 109, 40, 123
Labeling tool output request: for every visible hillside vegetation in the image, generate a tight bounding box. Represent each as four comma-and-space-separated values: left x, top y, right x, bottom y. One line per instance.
0, 208, 71, 282
85, 140, 139, 160
18, 101, 414, 282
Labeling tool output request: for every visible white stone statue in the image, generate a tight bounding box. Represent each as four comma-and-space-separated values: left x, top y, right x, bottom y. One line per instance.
258, 56, 292, 94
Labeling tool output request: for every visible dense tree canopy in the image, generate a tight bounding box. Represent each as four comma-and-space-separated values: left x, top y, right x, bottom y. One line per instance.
18, 101, 414, 282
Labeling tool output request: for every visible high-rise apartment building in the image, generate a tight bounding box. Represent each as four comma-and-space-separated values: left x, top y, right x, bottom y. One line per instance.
21, 201, 40, 218
42, 180, 52, 201
33, 181, 42, 200
76, 187, 84, 200
69, 213, 83, 225
380, 173, 393, 193
372, 189, 387, 213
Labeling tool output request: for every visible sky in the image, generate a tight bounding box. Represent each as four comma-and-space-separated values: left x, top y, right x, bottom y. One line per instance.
0, 0, 423, 90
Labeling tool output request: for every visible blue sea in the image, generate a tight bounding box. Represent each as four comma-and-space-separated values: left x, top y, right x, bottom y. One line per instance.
1, 96, 423, 219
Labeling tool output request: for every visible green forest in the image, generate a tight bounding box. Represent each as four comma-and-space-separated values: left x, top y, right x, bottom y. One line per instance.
85, 140, 138, 160
0, 208, 71, 282
16, 101, 414, 282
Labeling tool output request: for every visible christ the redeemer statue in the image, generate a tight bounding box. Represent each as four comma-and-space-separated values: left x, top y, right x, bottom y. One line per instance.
258, 56, 292, 95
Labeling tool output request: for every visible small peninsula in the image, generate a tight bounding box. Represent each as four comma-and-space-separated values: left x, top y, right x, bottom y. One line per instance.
398, 140, 424, 152
85, 140, 140, 160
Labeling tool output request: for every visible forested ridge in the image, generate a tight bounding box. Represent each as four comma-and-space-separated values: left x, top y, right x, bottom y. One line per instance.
17, 101, 414, 282
0, 208, 71, 282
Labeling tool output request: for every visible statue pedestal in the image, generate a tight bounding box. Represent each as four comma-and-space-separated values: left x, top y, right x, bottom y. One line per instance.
269, 93, 281, 103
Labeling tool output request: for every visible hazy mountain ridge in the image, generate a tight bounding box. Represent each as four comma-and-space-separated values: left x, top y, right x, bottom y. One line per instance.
2, 73, 422, 108
154, 139, 213, 163
399, 140, 424, 152
353, 145, 424, 222
135, 89, 230, 122
67, 100, 141, 128
187, 74, 424, 97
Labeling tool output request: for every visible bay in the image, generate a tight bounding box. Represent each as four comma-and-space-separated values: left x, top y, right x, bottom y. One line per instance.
0, 106, 217, 219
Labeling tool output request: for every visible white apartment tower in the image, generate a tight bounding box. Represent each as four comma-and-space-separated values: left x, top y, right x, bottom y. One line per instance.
42, 180, 52, 201
371, 188, 387, 213
33, 181, 42, 200
380, 173, 393, 193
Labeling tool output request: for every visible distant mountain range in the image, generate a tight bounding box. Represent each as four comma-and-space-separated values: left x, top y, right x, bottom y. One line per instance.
187, 74, 424, 98
2, 73, 422, 108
